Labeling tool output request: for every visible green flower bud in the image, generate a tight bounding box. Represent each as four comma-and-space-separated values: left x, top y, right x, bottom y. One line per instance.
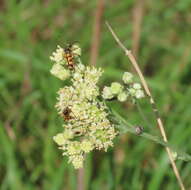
53, 133, 66, 146
50, 64, 70, 80
63, 130, 74, 140
133, 83, 141, 90
117, 91, 128, 102
128, 88, 136, 96
110, 82, 123, 95
122, 72, 133, 84
135, 89, 145, 99
102, 86, 114, 99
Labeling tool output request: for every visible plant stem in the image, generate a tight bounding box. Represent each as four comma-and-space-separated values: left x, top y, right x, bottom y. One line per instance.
135, 101, 153, 129
77, 168, 84, 190
106, 21, 185, 190
112, 109, 191, 162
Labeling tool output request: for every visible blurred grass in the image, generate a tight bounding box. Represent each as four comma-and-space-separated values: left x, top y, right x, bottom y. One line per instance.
0, 0, 191, 189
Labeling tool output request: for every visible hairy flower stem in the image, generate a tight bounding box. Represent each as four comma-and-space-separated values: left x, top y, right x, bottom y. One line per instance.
106, 21, 185, 190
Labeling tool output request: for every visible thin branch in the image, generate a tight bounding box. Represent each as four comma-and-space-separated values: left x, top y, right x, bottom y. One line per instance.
106, 21, 185, 190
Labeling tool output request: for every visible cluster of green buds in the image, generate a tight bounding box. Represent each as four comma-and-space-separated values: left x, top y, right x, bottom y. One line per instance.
102, 72, 145, 102
50, 45, 117, 169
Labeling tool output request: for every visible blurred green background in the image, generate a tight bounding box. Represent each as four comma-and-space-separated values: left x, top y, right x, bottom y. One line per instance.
0, 0, 191, 189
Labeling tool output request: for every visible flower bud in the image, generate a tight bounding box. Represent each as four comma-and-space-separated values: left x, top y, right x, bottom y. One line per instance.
110, 82, 123, 95
135, 89, 145, 99
102, 86, 114, 99
50, 64, 70, 80
53, 133, 66, 146
63, 130, 74, 140
133, 83, 141, 90
117, 91, 128, 102
129, 88, 136, 96
122, 72, 133, 84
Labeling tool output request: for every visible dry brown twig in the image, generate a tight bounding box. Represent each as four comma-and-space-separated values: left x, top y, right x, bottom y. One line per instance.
106, 21, 185, 190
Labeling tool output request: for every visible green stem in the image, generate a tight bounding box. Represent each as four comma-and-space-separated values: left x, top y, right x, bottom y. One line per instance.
135, 101, 153, 129
112, 109, 191, 162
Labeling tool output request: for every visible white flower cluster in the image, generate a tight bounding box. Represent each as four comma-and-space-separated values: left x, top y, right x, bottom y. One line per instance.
102, 72, 145, 102
50, 45, 117, 169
